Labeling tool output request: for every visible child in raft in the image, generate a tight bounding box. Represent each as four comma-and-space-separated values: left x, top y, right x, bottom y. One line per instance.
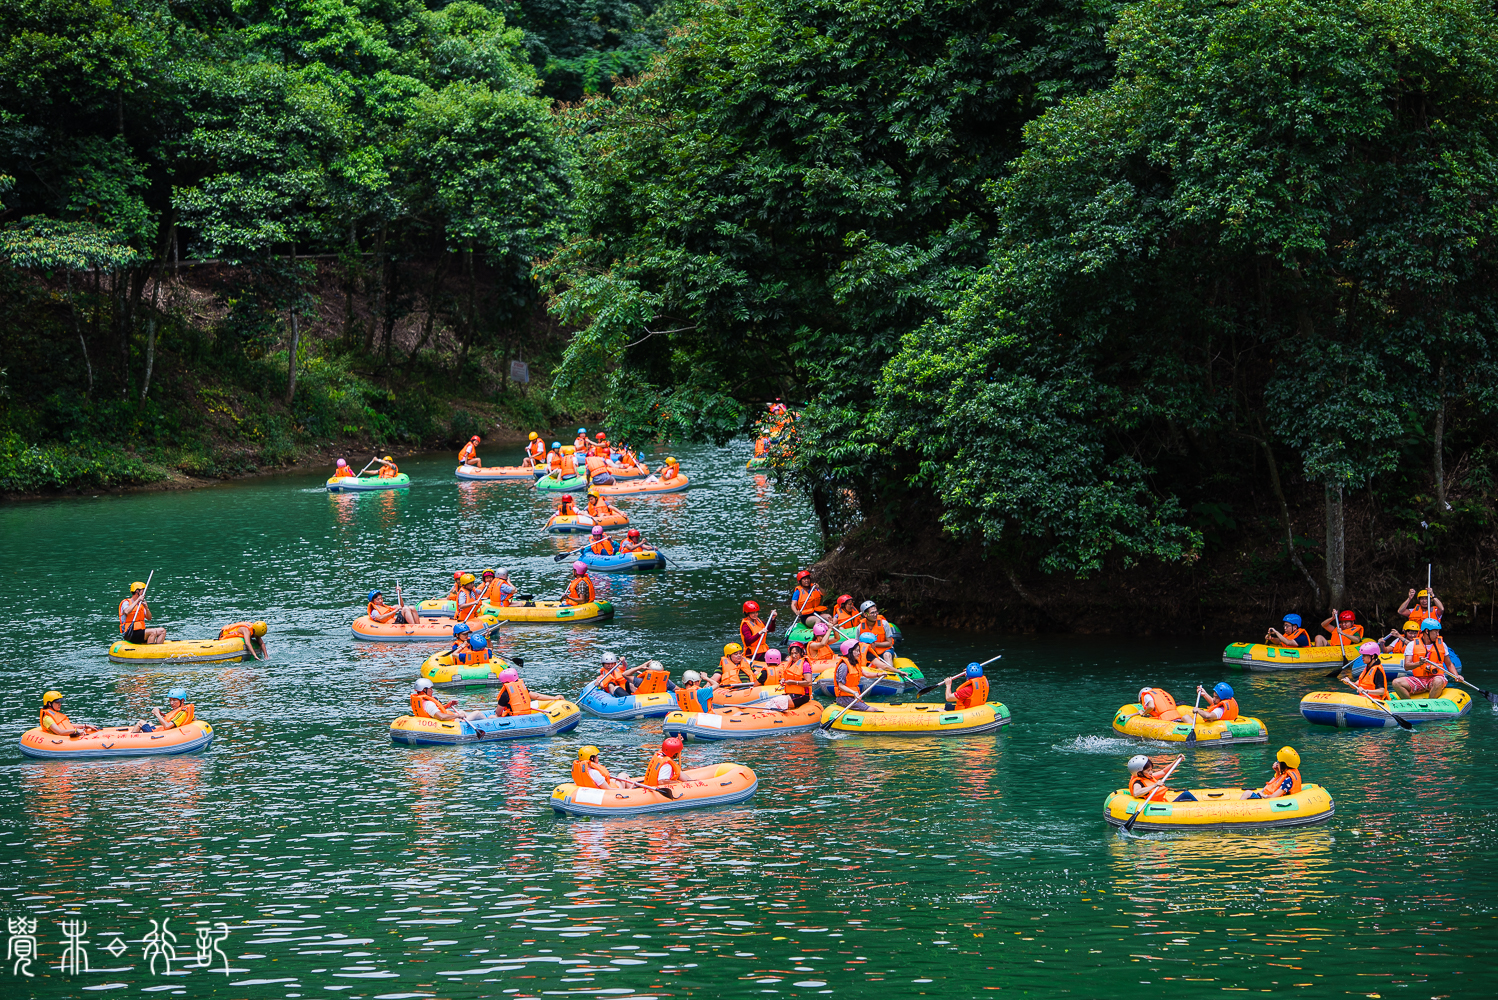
1240, 747, 1302, 800
1127, 755, 1197, 802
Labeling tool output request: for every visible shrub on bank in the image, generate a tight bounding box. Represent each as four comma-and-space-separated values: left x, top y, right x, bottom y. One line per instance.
0, 432, 167, 493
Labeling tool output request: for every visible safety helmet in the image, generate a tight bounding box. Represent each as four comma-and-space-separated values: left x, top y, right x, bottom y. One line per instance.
1276, 746, 1301, 769
131, 581, 146, 592
602, 652, 620, 666
528, 432, 539, 440
167, 687, 187, 701
796, 570, 811, 580
497, 667, 519, 683
661, 736, 683, 757
1422, 618, 1441, 631
595, 432, 606, 440
495, 569, 509, 579
665, 456, 678, 464
837, 594, 853, 605
252, 621, 268, 637
42, 690, 63, 705
459, 573, 475, 585
839, 639, 858, 656
965, 662, 983, 679
1127, 754, 1150, 773
683, 670, 702, 683
859, 600, 877, 613
366, 589, 381, 602
1417, 588, 1429, 597
551, 441, 561, 449
562, 494, 574, 502
481, 569, 495, 578
336, 458, 347, 467
1359, 641, 1381, 656
577, 427, 587, 434
812, 622, 828, 637
591, 526, 604, 537
1282, 613, 1302, 626
1338, 610, 1356, 622
765, 649, 782, 664
453, 623, 471, 636
587, 488, 600, 497
627, 528, 640, 539
572, 561, 588, 574
1138, 687, 1152, 702
454, 571, 464, 580
383, 455, 393, 461
578, 745, 600, 759
743, 600, 759, 614
724, 643, 743, 656
469, 636, 487, 650
858, 631, 877, 643
414, 678, 434, 691
642, 659, 664, 671
1213, 681, 1234, 699
470, 435, 481, 442
1403, 619, 1421, 631
563, 445, 575, 454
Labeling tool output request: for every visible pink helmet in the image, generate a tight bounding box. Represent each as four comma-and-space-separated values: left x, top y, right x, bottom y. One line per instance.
336, 458, 347, 467
1359, 641, 1381, 656
497, 667, 519, 683
839, 639, 857, 656
765, 649, 782, 664
591, 525, 604, 536
572, 561, 588, 574
812, 622, 829, 636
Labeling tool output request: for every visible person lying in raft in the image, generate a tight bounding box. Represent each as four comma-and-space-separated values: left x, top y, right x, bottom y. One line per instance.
564, 562, 596, 606
330, 458, 355, 478
409, 678, 462, 721
458, 435, 482, 468
368, 589, 420, 625
572, 745, 621, 789
119, 580, 167, 645
1393, 619, 1463, 699
588, 526, 616, 556
643, 737, 686, 787
1317, 609, 1363, 647
831, 642, 884, 712
1263, 613, 1310, 648
620, 528, 653, 553
376, 455, 400, 478
218, 620, 269, 659
1137, 687, 1184, 721
1189, 682, 1238, 722
1127, 754, 1197, 802
1240, 747, 1301, 800
1398, 587, 1444, 624
40, 691, 98, 737
643, 456, 681, 482
944, 662, 989, 711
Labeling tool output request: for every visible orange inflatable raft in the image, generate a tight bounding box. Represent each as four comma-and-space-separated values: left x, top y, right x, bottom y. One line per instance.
585, 456, 650, 480
351, 615, 486, 642
550, 763, 759, 817
664, 699, 822, 740
19, 721, 214, 760
592, 474, 690, 497
545, 510, 630, 534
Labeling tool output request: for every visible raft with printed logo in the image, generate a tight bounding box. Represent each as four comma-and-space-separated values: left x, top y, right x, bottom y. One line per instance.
549, 763, 759, 817
419, 650, 523, 686
389, 700, 582, 745
545, 511, 630, 534
663, 699, 823, 740
1221, 641, 1454, 672
327, 473, 410, 492
1102, 784, 1336, 831
811, 656, 924, 697
591, 474, 690, 496
577, 687, 679, 720
1112, 703, 1268, 744
414, 601, 614, 625
533, 473, 589, 492
577, 547, 665, 573
18, 721, 215, 760
454, 464, 536, 481
1299, 688, 1472, 728
107, 637, 255, 664
351, 615, 488, 642
819, 701, 1011, 736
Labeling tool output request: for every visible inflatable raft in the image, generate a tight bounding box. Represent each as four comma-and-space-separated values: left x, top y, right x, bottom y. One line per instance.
577, 547, 665, 573
664, 700, 822, 740
545, 511, 629, 534
706, 684, 783, 706
108, 637, 254, 664
485, 600, 613, 624
1300, 688, 1472, 728
820, 701, 1011, 736
327, 473, 410, 492
593, 474, 690, 497
550, 762, 759, 817
534, 473, 588, 492
1102, 784, 1336, 832
1112, 704, 1269, 744
812, 657, 924, 697
19, 721, 215, 760
586, 456, 649, 480
389, 700, 582, 745
455, 464, 535, 481
788, 620, 902, 647
578, 687, 678, 720
351, 615, 491, 642
1222, 641, 1452, 672
419, 650, 522, 686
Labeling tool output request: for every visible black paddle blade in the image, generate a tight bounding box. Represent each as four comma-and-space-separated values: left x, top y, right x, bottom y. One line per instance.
1392, 714, 1415, 731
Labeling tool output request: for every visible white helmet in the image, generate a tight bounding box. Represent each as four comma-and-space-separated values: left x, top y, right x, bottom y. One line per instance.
1127, 754, 1150, 774
1138, 688, 1151, 703
642, 660, 664, 671
859, 600, 877, 613
495, 568, 510, 579
414, 678, 434, 692
601, 651, 619, 664
682, 670, 701, 683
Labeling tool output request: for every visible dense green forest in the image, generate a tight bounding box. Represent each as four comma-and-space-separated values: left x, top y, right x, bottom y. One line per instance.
7, 0, 1498, 629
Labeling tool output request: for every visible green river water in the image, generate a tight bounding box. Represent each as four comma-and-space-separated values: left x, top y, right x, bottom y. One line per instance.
1, 442, 1496, 999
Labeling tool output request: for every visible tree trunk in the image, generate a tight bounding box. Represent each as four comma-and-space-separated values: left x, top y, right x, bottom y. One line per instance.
1325, 482, 1345, 609
67, 272, 94, 396
381, 255, 398, 362
344, 223, 357, 345
140, 217, 173, 403
367, 224, 386, 355
459, 244, 477, 367
1241, 430, 1321, 603
286, 243, 300, 405
140, 320, 157, 402
405, 253, 448, 368
1433, 363, 1446, 512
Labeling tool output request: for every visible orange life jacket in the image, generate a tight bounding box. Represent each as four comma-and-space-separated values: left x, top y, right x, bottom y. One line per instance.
572, 759, 613, 789
598, 666, 627, 692
1354, 662, 1389, 698
621, 539, 648, 552
643, 753, 682, 786
677, 683, 707, 713
574, 435, 589, 450
807, 640, 836, 662
378, 461, 399, 478
1260, 767, 1302, 797
1130, 771, 1171, 801
590, 538, 616, 556
761, 663, 785, 685
1409, 639, 1452, 677
527, 439, 546, 461
498, 679, 534, 716
454, 643, 490, 664
1141, 688, 1180, 720
791, 585, 826, 615
161, 703, 195, 728
782, 662, 813, 698
1329, 624, 1364, 646
458, 442, 477, 462
40, 707, 71, 730
218, 621, 255, 641
455, 588, 484, 622
119, 597, 148, 633
1211, 697, 1239, 721
658, 464, 679, 479
1280, 626, 1309, 645
565, 576, 594, 606
635, 666, 669, 695
410, 692, 440, 719
859, 618, 890, 644
331, 466, 354, 477
754, 437, 768, 457
833, 659, 863, 700
740, 617, 766, 651
368, 600, 399, 624
549, 454, 563, 472
834, 607, 860, 628
955, 676, 989, 710
559, 498, 577, 514
560, 454, 577, 477
719, 655, 748, 686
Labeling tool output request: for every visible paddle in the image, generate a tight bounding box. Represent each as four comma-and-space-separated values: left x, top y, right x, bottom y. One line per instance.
611, 774, 678, 800
1184, 687, 1202, 745
819, 674, 882, 731
916, 654, 1003, 695
1323, 620, 1358, 678
553, 543, 590, 562
1339, 677, 1415, 730
354, 456, 377, 477
1121, 754, 1185, 834
1456, 678, 1498, 708
121, 569, 155, 638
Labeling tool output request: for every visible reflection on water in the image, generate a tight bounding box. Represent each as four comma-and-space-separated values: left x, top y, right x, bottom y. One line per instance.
1, 442, 1498, 997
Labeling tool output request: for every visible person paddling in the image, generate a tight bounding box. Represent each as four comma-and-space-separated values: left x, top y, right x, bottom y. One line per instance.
119, 581, 166, 645
620, 528, 653, 553
642, 737, 686, 787
588, 526, 617, 556
572, 745, 620, 789
1128, 754, 1196, 802
523, 431, 546, 468
832, 640, 884, 712
790, 570, 827, 623
1393, 619, 1463, 699
1264, 613, 1310, 648
1318, 609, 1363, 647
409, 678, 461, 721
1190, 682, 1238, 722
740, 601, 774, 660
376, 455, 400, 478
944, 662, 989, 711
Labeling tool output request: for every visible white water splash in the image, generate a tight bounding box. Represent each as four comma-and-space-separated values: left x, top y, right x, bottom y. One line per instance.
1052, 734, 1138, 754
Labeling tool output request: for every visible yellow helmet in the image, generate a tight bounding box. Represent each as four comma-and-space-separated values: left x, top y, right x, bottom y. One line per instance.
382, 455, 393, 462
665, 456, 678, 464
459, 573, 476, 585
1417, 589, 1429, 597
252, 621, 268, 637
723, 643, 743, 656
562, 445, 575, 454
1276, 746, 1301, 769
1403, 619, 1421, 631
42, 690, 63, 705
130, 581, 146, 592
528, 431, 539, 440
587, 488, 599, 497
578, 745, 600, 760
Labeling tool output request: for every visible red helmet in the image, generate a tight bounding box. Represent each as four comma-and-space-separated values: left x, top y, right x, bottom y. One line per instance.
743, 600, 759, 614
470, 435, 480, 442
453, 571, 464, 580
661, 736, 683, 757
562, 494, 573, 502
627, 528, 640, 539
1338, 610, 1356, 621
795, 570, 811, 580
595, 432, 606, 440
837, 594, 853, 605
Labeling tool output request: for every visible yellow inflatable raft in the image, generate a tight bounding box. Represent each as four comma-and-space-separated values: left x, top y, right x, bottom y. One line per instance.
820, 701, 1011, 736
483, 600, 614, 624
1112, 704, 1268, 745
1222, 641, 1404, 671
1102, 784, 1335, 832
419, 650, 522, 686
107, 637, 253, 664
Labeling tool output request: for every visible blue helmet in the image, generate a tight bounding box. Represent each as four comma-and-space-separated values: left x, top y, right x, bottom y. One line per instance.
858, 631, 877, 643
1421, 618, 1441, 631
1282, 613, 1302, 626
551, 441, 561, 449
366, 589, 381, 602
453, 623, 471, 636
577, 427, 587, 434
468, 635, 487, 650
965, 662, 983, 679
167, 687, 187, 701
1214, 682, 1233, 701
